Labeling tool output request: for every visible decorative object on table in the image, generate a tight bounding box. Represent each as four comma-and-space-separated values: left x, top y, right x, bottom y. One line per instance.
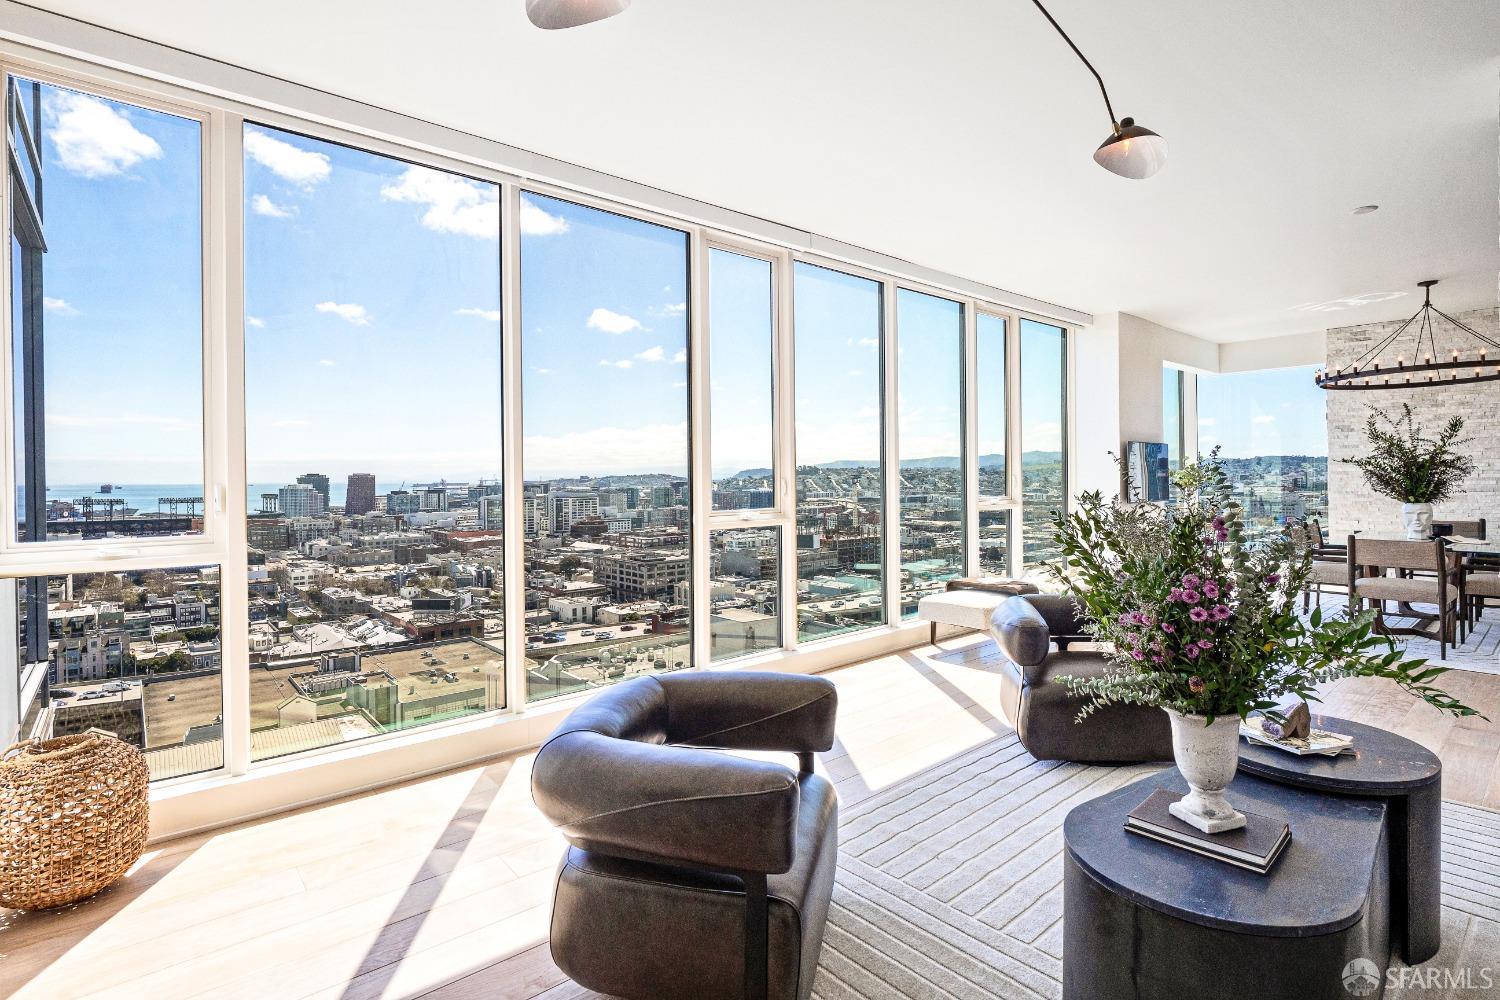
1257, 697, 1311, 739
0, 731, 150, 910
1338, 402, 1474, 539
1315, 279, 1500, 392
1240, 717, 1355, 757
1124, 788, 1290, 874
1043, 448, 1479, 835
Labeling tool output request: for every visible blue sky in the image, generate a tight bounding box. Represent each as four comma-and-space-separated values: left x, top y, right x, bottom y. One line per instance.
1197, 365, 1328, 458
26, 79, 1076, 494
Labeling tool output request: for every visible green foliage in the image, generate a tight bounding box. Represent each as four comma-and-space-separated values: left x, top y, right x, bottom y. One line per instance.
1340, 403, 1474, 504
1044, 449, 1479, 723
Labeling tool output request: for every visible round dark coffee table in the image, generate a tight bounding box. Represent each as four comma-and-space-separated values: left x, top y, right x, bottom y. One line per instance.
1063, 768, 1391, 1000
1238, 714, 1441, 964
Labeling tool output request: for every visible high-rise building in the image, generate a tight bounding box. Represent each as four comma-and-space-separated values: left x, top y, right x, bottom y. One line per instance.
297, 472, 330, 510
385, 490, 420, 515
279, 483, 324, 518
549, 492, 600, 535
345, 473, 377, 515
480, 495, 505, 530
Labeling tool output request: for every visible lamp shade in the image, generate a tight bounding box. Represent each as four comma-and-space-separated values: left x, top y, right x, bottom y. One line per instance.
1092, 118, 1168, 179
525, 0, 631, 29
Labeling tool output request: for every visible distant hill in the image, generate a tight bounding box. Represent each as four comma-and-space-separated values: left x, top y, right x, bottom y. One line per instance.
731, 452, 1062, 479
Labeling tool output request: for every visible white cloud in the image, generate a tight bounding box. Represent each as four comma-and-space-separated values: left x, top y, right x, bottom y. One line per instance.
244, 128, 331, 188
520, 199, 570, 236
633, 345, 666, 363
532, 366, 554, 376
315, 301, 370, 326
1198, 417, 1217, 427
664, 302, 686, 315
251, 194, 296, 218
43, 297, 78, 316
587, 308, 642, 335
317, 359, 336, 367
456, 307, 502, 322
380, 166, 498, 239
45, 91, 162, 178
524, 422, 688, 479
672, 381, 688, 389
47, 412, 189, 429
672, 348, 687, 364
272, 419, 309, 428
1252, 414, 1277, 425
245, 315, 266, 329
599, 359, 634, 369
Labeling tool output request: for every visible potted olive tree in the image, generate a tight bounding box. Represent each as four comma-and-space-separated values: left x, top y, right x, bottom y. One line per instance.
1341, 404, 1474, 539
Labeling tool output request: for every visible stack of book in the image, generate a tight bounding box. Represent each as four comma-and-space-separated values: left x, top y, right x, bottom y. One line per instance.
1125, 789, 1291, 875
1241, 717, 1355, 757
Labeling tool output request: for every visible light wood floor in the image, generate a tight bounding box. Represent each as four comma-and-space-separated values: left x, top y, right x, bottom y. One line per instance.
5, 633, 1500, 1000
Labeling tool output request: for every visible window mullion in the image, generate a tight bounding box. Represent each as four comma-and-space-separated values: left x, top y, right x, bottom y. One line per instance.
963, 302, 979, 578
501, 183, 527, 715
688, 228, 711, 672
880, 280, 901, 626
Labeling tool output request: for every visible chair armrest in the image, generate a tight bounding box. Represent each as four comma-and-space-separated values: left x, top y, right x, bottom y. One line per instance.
992, 596, 1053, 673
657, 671, 837, 754
532, 729, 799, 874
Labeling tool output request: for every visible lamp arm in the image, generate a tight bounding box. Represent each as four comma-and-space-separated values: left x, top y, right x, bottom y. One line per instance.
1029, 0, 1119, 130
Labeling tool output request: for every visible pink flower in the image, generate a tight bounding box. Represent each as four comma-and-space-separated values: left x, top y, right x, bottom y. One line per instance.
1202, 581, 1220, 599
1186, 645, 1201, 659
1265, 573, 1281, 586
1216, 529, 1230, 542
1188, 675, 1206, 693
1182, 574, 1201, 589
1189, 607, 1209, 622
1151, 655, 1164, 664
1212, 604, 1231, 621
1182, 589, 1201, 605
1168, 587, 1184, 602
1161, 622, 1175, 634
1197, 639, 1214, 650
1132, 650, 1145, 661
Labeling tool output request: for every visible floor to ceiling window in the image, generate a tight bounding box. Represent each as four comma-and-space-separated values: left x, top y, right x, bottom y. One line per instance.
896, 289, 966, 615
976, 313, 1011, 576
1196, 365, 1328, 541
793, 263, 886, 641
1019, 319, 1067, 570
1163, 365, 1185, 471
519, 193, 691, 701
243, 124, 505, 759
9, 78, 205, 545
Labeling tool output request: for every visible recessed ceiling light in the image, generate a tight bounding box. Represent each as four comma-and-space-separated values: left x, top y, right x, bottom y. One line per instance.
1353, 205, 1379, 215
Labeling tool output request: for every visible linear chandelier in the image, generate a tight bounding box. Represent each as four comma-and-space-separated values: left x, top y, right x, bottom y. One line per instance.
1315, 280, 1500, 391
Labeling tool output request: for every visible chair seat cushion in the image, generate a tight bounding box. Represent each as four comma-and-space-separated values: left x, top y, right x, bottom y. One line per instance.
918, 590, 1007, 631
549, 771, 838, 1000
1353, 575, 1455, 605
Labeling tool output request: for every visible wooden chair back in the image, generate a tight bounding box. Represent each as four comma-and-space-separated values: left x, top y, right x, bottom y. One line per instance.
1432, 518, 1486, 540
1347, 536, 1447, 576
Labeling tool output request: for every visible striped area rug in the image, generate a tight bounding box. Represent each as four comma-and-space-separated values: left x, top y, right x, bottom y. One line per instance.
811, 733, 1500, 1000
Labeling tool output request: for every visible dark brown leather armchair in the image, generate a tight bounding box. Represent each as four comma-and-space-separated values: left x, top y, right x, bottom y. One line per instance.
532, 671, 839, 1000
990, 594, 1172, 763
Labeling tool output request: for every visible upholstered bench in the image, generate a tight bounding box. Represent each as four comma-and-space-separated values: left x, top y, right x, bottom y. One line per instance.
916, 578, 1039, 645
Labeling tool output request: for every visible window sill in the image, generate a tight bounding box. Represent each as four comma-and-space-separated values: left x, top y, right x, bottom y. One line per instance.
146, 616, 949, 841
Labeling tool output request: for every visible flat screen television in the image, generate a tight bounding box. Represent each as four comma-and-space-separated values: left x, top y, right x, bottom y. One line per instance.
1124, 441, 1171, 502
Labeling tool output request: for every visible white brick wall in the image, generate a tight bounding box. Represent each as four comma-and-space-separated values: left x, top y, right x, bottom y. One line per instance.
1325, 306, 1500, 536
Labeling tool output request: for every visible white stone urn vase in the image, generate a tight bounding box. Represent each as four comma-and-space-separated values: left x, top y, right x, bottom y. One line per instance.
1401, 502, 1434, 540
1164, 708, 1246, 834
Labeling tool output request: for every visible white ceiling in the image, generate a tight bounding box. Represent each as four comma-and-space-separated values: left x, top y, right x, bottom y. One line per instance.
20, 0, 1500, 343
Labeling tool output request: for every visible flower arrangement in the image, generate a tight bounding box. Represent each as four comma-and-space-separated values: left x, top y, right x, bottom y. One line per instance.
1046, 451, 1477, 723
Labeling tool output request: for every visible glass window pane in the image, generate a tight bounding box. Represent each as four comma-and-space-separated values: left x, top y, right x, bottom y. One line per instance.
794, 263, 885, 640
9, 79, 204, 542
710, 527, 781, 660
1196, 366, 1328, 542
709, 250, 775, 511
1020, 319, 1067, 571
897, 289, 964, 616
520, 193, 691, 703
243, 124, 505, 759
1162, 366, 1184, 471
977, 313, 1010, 575
7, 565, 224, 781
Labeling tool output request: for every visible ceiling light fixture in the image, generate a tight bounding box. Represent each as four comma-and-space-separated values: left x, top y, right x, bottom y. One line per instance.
525, 0, 630, 30
1029, 0, 1167, 179
1316, 280, 1500, 391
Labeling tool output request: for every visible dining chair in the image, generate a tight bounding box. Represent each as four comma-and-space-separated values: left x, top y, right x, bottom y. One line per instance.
1347, 536, 1460, 660
1299, 518, 1349, 613
1431, 518, 1486, 540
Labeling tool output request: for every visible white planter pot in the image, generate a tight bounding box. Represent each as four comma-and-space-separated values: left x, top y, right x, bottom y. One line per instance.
1401, 502, 1433, 540
1164, 708, 1246, 834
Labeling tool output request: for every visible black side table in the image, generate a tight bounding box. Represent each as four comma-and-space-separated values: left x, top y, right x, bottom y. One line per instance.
1063, 768, 1391, 1000
1238, 714, 1441, 964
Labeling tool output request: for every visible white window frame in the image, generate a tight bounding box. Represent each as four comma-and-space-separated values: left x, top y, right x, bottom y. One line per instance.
0, 23, 1085, 835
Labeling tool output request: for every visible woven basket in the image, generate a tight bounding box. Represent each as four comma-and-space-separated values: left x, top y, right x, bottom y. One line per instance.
0, 732, 150, 910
